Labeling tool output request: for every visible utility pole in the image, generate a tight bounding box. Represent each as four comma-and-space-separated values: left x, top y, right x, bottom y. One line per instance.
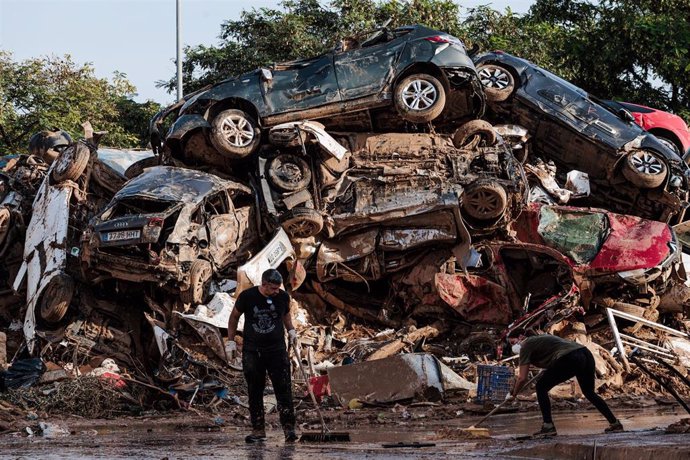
176, 0, 183, 100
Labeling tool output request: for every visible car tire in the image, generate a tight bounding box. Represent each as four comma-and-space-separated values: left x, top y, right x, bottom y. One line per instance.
622, 150, 667, 189
0, 207, 11, 247
39, 273, 75, 323
477, 64, 516, 102
281, 207, 323, 238
394, 74, 446, 123
51, 142, 90, 183
462, 182, 508, 220
209, 109, 261, 159
181, 259, 213, 305
459, 333, 497, 361
267, 154, 312, 192
452, 120, 497, 148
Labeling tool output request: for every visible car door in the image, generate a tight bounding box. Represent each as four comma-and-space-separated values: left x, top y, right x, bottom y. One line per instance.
333, 34, 406, 100
262, 54, 340, 113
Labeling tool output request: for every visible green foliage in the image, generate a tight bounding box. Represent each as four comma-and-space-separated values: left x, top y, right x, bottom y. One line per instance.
164, 0, 689, 124
0, 52, 161, 155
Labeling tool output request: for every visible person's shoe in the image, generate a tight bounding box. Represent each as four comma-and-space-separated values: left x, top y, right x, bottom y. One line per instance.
605, 420, 624, 433
284, 430, 298, 442
245, 429, 267, 443
532, 423, 557, 438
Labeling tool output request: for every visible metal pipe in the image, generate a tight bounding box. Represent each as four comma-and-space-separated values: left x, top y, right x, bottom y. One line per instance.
606, 308, 631, 372
176, 0, 183, 100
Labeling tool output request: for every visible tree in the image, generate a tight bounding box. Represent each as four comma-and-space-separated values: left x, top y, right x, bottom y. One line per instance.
0, 52, 161, 155
160, 0, 464, 95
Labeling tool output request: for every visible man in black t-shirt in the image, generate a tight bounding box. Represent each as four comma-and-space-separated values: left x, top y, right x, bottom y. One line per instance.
509, 335, 622, 437
226, 268, 298, 443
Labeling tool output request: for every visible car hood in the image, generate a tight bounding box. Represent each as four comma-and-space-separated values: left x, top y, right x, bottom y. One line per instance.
589, 213, 672, 272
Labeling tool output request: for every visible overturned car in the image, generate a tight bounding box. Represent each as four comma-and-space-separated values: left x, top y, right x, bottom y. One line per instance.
81, 166, 258, 304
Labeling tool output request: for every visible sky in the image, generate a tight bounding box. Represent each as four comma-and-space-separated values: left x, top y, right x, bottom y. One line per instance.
0, 0, 535, 105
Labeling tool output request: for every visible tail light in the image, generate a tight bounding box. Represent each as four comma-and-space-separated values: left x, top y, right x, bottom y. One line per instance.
147, 217, 164, 227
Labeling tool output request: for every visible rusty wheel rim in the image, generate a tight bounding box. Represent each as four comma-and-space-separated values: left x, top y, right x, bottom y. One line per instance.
193, 263, 213, 300
466, 188, 503, 218
277, 160, 305, 185
286, 219, 319, 238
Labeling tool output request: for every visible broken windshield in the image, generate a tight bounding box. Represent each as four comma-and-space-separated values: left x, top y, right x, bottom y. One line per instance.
537, 206, 608, 264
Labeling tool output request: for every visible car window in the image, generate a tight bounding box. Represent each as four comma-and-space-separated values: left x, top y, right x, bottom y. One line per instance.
537, 206, 608, 264
204, 191, 230, 215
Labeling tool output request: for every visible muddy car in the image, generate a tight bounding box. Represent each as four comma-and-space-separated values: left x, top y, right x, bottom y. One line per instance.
81, 166, 258, 304
151, 24, 485, 163
259, 125, 527, 240
473, 51, 690, 223
397, 203, 685, 345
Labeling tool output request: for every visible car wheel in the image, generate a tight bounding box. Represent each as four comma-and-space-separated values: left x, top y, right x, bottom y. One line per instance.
209, 109, 261, 159
51, 142, 90, 183
39, 273, 75, 323
267, 154, 312, 192
656, 136, 681, 155
622, 150, 667, 189
477, 64, 516, 102
180, 259, 213, 305
452, 120, 497, 148
281, 207, 323, 238
394, 74, 446, 123
0, 207, 11, 247
462, 182, 508, 220
459, 333, 497, 361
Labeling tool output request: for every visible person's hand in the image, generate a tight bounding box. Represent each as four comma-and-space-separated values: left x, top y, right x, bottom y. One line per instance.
504, 392, 515, 403
287, 329, 298, 348
225, 340, 237, 361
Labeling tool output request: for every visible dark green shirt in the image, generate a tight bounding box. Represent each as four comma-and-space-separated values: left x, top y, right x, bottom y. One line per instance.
519, 335, 584, 369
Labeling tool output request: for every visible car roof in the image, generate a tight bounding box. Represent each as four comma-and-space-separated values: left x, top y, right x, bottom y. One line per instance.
114, 166, 243, 204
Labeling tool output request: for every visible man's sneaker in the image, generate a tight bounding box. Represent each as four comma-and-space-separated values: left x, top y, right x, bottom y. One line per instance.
245, 429, 266, 444
532, 423, 557, 438
605, 420, 624, 433
284, 430, 298, 442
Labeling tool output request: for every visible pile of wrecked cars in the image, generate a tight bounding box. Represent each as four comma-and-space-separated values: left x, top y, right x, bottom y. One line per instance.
2, 24, 690, 415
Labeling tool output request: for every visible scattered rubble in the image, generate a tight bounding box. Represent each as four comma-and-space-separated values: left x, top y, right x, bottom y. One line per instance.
2, 26, 690, 434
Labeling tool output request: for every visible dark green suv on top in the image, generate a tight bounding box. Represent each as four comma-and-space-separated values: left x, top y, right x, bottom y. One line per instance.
151, 24, 485, 163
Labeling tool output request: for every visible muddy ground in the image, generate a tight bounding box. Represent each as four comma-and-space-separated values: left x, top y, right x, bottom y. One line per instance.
3, 398, 689, 460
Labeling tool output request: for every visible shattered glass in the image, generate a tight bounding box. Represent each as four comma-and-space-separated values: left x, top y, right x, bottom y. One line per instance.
537, 206, 608, 264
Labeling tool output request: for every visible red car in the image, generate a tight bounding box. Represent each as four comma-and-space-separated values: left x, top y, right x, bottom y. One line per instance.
604, 100, 690, 157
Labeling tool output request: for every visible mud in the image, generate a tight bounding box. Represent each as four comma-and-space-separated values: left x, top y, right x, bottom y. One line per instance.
2, 407, 688, 459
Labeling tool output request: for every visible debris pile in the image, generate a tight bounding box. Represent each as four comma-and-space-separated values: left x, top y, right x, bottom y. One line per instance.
2, 24, 690, 423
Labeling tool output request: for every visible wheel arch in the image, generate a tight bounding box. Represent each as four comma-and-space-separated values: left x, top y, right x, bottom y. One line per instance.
394, 62, 450, 93
648, 128, 683, 153
207, 98, 261, 126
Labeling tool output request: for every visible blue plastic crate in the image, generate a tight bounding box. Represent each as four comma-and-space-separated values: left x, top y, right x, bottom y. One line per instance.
476, 365, 513, 403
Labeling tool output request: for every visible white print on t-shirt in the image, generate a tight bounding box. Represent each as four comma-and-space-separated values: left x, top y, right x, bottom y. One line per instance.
252, 302, 277, 334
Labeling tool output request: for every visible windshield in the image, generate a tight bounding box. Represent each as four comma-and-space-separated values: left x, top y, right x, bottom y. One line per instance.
538, 206, 609, 264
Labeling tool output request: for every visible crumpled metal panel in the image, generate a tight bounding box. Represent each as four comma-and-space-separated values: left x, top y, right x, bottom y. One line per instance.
591, 212, 672, 272
434, 272, 513, 324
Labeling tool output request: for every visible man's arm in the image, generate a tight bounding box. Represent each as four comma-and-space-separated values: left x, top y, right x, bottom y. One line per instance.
227, 306, 242, 341
512, 364, 531, 397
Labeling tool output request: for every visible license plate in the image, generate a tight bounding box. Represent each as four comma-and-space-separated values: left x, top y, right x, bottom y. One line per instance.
103, 229, 140, 242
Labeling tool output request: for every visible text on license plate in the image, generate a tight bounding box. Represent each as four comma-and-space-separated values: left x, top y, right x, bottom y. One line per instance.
104, 229, 141, 242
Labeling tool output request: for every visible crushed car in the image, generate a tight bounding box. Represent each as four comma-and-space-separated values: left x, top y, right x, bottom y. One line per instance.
259, 121, 527, 240
473, 51, 690, 223
151, 24, 485, 164
81, 166, 259, 304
